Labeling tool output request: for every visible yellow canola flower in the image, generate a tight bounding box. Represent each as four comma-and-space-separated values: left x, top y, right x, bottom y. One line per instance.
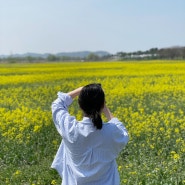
13, 170, 21, 176
0, 106, 50, 142
118, 165, 123, 172
51, 180, 57, 185
33, 125, 41, 132
173, 154, 180, 160
170, 151, 180, 161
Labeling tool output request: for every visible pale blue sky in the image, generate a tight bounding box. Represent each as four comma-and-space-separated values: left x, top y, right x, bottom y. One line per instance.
0, 0, 185, 55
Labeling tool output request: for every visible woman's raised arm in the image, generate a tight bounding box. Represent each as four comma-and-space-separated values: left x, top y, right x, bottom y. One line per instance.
67, 87, 83, 99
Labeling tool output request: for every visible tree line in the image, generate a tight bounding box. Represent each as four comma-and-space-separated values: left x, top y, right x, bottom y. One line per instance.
1, 46, 185, 63
0, 53, 111, 63
116, 47, 185, 60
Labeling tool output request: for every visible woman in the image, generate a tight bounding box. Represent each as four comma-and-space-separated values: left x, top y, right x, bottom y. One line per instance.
51, 83, 129, 185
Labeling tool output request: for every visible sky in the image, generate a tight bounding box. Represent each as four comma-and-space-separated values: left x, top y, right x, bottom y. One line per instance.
0, 0, 185, 55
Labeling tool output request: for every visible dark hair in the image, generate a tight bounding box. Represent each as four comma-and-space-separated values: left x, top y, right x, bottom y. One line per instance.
78, 83, 105, 129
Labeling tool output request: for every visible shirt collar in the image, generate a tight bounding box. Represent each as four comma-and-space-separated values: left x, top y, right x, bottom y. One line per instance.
81, 117, 92, 123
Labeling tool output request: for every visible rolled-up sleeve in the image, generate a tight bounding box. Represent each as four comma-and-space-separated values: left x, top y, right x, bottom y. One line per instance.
108, 118, 129, 156
51, 92, 77, 140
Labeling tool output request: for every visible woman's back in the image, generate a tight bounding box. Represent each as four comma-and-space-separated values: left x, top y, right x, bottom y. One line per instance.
59, 117, 128, 185
51, 84, 129, 185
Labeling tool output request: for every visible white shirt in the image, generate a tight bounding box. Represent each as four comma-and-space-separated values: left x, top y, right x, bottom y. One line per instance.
51, 92, 129, 185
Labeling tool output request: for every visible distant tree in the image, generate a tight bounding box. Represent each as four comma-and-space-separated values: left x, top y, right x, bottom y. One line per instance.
158, 47, 182, 59
25, 56, 35, 62
149, 48, 158, 54
182, 47, 185, 59
47, 54, 59, 61
59, 56, 70, 61
7, 57, 19, 63
86, 53, 99, 61
117, 52, 127, 58
136, 50, 143, 55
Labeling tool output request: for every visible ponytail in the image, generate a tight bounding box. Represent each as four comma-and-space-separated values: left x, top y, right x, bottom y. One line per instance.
91, 110, 103, 130
78, 83, 105, 130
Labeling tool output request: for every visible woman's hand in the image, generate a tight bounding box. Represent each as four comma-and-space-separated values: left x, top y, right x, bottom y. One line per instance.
102, 104, 114, 121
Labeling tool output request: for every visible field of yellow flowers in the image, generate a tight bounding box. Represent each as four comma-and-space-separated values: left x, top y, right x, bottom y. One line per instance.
0, 60, 185, 185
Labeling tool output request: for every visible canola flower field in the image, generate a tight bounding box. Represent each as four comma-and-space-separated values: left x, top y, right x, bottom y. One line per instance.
0, 60, 185, 185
